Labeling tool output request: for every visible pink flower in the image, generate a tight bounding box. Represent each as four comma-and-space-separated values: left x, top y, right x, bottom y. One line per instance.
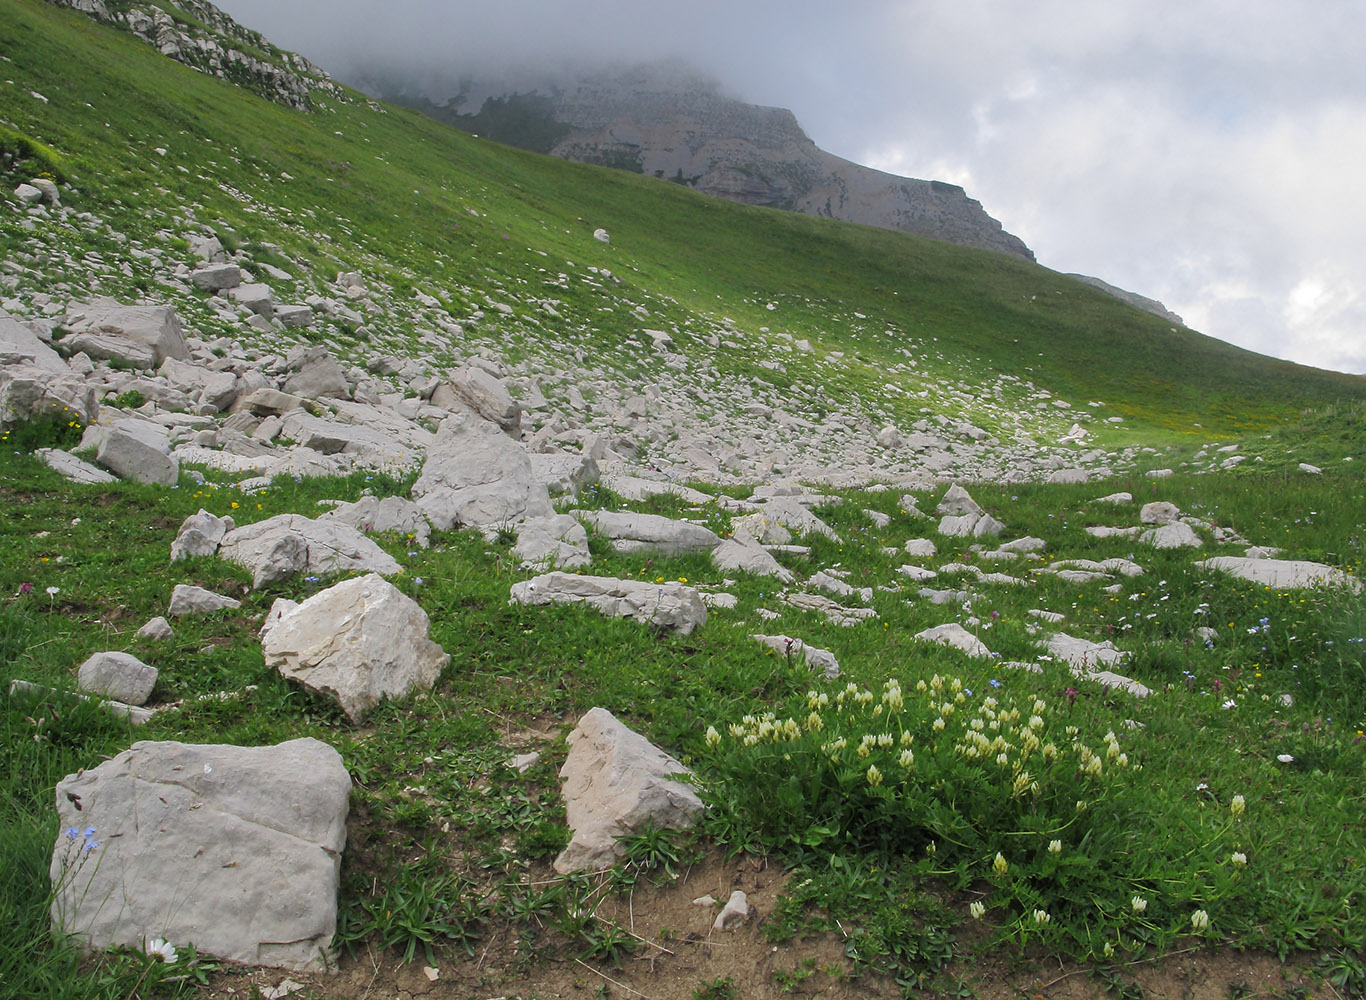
19, 582, 32, 594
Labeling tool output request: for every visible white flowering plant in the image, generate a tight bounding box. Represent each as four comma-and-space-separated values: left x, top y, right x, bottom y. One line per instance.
701, 673, 1154, 941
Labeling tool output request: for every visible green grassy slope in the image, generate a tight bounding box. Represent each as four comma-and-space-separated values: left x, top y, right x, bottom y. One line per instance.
2, 0, 1362, 445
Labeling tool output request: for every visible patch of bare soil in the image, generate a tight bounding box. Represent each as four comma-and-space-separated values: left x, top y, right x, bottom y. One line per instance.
196, 853, 1335, 1000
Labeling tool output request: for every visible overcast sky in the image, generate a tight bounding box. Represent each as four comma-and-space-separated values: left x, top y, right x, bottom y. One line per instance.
216, 0, 1366, 375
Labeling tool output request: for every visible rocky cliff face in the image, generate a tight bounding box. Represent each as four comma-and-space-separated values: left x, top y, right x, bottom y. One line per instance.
389, 65, 1035, 261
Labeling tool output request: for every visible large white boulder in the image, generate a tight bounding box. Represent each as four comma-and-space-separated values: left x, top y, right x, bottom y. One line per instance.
170, 509, 235, 561
580, 510, 721, 556
431, 365, 520, 435
711, 537, 795, 583
751, 634, 840, 678
96, 418, 178, 486
553, 708, 704, 873
76, 651, 157, 706
50, 738, 350, 971
514, 514, 591, 570
1139, 522, 1202, 549
319, 496, 432, 548
914, 623, 993, 659
935, 484, 983, 517
510, 572, 707, 634
60, 303, 190, 369
411, 414, 553, 531
218, 514, 402, 588
261, 574, 449, 723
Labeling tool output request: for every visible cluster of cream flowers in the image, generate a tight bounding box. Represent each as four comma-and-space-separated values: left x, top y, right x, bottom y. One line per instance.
709, 674, 1132, 796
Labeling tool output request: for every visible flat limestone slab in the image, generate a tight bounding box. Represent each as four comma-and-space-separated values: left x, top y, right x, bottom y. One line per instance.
50, 738, 350, 971
1195, 557, 1363, 593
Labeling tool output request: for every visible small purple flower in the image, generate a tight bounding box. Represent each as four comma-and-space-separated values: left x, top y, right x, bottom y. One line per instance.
66, 827, 80, 840
83, 826, 96, 840
989, 678, 1002, 688
19, 582, 32, 594
83, 840, 99, 852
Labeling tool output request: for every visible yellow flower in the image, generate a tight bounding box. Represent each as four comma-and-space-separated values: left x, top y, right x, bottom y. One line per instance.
1231, 794, 1246, 817
992, 852, 1008, 876
866, 764, 883, 787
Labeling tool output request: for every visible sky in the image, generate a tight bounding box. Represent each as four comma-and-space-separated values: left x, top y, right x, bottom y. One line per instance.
215, 0, 1366, 375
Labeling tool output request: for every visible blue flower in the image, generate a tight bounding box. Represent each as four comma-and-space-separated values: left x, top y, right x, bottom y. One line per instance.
66, 827, 80, 840
83, 840, 99, 852
83, 826, 96, 840
989, 679, 1002, 688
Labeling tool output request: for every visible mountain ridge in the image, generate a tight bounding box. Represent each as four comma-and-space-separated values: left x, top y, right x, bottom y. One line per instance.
373, 64, 1038, 262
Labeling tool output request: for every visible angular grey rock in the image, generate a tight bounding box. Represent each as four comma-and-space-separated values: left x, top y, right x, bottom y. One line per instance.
431, 365, 521, 435
973, 513, 1006, 538
76, 651, 157, 706
412, 414, 553, 531
261, 574, 449, 723
528, 451, 599, 495
514, 514, 591, 570
730, 511, 793, 545
937, 513, 978, 537
1194, 557, 1363, 593
15, 182, 43, 203
61, 303, 190, 368
237, 387, 307, 416
1139, 501, 1181, 525
229, 283, 275, 319
553, 707, 703, 873
320, 496, 432, 549
136, 616, 174, 641
919, 587, 973, 605
190, 263, 242, 291
936, 484, 983, 517
580, 509, 721, 556
160, 357, 239, 412
1047, 468, 1090, 484
218, 514, 403, 588
1093, 492, 1133, 504
914, 623, 993, 659
903, 538, 937, 558
751, 633, 839, 678
0, 309, 67, 371
170, 509, 235, 561
275, 303, 314, 328
898, 564, 939, 582
0, 364, 101, 426
783, 591, 876, 626
50, 738, 349, 971
35, 448, 117, 484
759, 498, 841, 542
168, 584, 241, 617
96, 418, 178, 486
1139, 522, 1202, 549
1044, 632, 1150, 697
808, 570, 872, 603
510, 572, 707, 634
711, 537, 795, 583
283, 349, 349, 399
1298, 462, 1322, 475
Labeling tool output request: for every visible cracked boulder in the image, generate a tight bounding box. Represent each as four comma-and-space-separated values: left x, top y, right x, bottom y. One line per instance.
261, 574, 449, 723
50, 738, 350, 971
